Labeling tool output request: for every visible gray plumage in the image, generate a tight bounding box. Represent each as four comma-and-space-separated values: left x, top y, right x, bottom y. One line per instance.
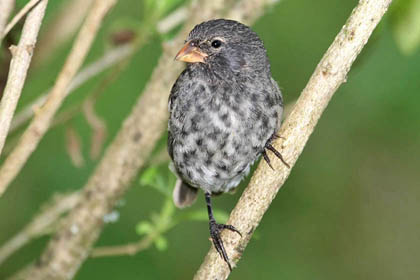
168, 19, 283, 206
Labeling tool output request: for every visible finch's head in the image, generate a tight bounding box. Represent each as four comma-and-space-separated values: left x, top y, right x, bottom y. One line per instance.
175, 19, 269, 74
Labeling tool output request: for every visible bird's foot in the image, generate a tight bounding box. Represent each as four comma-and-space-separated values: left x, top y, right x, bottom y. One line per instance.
209, 219, 242, 271
263, 134, 290, 169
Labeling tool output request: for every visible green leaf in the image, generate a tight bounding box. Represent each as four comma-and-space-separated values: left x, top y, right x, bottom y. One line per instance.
139, 167, 159, 186
390, 0, 420, 55
139, 165, 174, 197
154, 175, 172, 197
154, 236, 168, 251
144, 0, 157, 15
135, 221, 154, 236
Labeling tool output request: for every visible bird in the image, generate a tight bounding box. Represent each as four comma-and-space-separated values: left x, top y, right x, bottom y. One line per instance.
167, 19, 288, 270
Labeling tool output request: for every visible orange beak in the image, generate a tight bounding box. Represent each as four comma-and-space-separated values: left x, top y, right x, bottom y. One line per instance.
175, 41, 208, 63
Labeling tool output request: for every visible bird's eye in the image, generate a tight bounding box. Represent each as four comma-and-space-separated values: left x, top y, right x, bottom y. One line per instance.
211, 39, 222, 48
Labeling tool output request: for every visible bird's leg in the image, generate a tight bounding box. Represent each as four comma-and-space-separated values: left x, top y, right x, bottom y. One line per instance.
262, 150, 274, 170
264, 133, 290, 168
205, 191, 241, 271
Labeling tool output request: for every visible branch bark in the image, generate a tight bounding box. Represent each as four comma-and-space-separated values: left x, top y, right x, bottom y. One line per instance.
14, 0, 279, 279
193, 0, 393, 278
0, 0, 42, 41
0, 0, 117, 196
0, 0, 14, 45
0, 0, 47, 156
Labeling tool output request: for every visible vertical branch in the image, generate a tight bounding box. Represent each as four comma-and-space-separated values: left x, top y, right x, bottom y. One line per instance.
0, 0, 47, 156
0, 0, 117, 196
193, 0, 393, 279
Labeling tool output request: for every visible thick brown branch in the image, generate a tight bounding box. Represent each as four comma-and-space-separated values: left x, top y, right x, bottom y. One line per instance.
0, 0, 47, 156
17, 0, 279, 279
193, 0, 393, 278
0, 0, 117, 196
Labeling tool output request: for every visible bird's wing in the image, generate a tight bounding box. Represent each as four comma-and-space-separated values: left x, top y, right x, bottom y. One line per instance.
270, 77, 284, 130
167, 130, 175, 161
168, 69, 186, 114
167, 69, 186, 161
270, 77, 283, 106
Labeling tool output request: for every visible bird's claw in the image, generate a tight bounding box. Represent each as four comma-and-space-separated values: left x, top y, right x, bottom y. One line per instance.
263, 134, 290, 168
209, 220, 241, 271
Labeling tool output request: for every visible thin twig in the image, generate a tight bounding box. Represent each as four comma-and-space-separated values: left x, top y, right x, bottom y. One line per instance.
0, 0, 117, 197
33, 0, 94, 65
90, 237, 154, 258
0, 0, 47, 156
65, 126, 85, 167
15, 0, 278, 279
9, 44, 134, 134
0, 192, 81, 265
0, 0, 15, 45
1, 0, 42, 40
156, 6, 188, 34
91, 199, 175, 258
227, 0, 281, 23
8, 4, 191, 135
193, 0, 393, 278
82, 68, 121, 160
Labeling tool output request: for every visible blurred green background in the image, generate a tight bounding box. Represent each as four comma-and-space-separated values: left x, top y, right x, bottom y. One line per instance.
1, 0, 419, 279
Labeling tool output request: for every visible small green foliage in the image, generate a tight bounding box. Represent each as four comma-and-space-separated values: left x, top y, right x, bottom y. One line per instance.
139, 165, 174, 197
136, 221, 154, 235
139, 166, 160, 186
154, 236, 169, 251
390, 0, 420, 55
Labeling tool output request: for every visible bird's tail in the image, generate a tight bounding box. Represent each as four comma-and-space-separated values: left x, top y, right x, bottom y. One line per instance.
172, 179, 198, 208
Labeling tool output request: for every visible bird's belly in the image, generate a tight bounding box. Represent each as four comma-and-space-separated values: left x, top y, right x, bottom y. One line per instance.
171, 110, 260, 194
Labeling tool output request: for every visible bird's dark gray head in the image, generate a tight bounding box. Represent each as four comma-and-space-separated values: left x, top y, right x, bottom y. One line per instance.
175, 19, 270, 76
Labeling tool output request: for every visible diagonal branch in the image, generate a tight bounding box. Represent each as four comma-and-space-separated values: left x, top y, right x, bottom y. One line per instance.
17, 0, 280, 279
193, 0, 393, 278
8, 3, 189, 135
8, 44, 135, 134
32, 0, 94, 65
0, 0, 117, 197
0, 0, 47, 156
